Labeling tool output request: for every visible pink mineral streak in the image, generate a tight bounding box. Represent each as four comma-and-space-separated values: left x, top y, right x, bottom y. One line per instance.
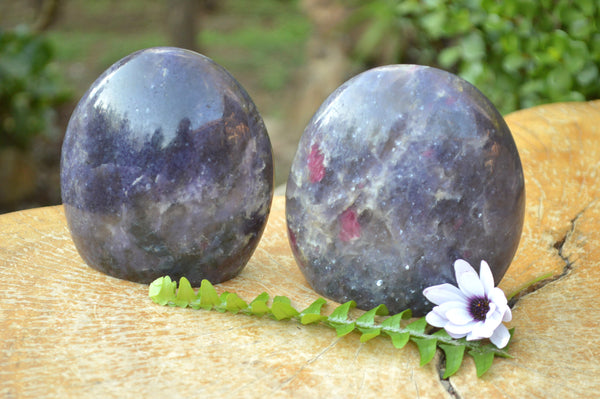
308, 143, 325, 183
339, 208, 361, 242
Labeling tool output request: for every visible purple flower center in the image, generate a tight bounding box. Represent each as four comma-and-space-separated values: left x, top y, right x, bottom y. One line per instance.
469, 296, 490, 321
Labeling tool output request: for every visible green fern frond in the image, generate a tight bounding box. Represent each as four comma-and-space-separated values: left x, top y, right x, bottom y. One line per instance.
148, 276, 513, 377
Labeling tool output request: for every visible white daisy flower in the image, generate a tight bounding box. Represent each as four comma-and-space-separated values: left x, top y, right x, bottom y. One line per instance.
423, 259, 512, 348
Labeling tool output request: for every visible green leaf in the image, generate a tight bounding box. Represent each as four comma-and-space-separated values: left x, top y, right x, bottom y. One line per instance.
220, 291, 248, 314
249, 292, 270, 316
502, 52, 526, 72
411, 337, 438, 366
328, 301, 356, 323
500, 31, 519, 53
172, 277, 196, 308
547, 67, 573, 92
439, 343, 466, 378
358, 327, 381, 343
565, 40, 589, 74
332, 321, 356, 337
381, 316, 427, 349
385, 331, 411, 349
299, 298, 328, 325
432, 328, 453, 340
569, 18, 592, 40
355, 304, 387, 342
299, 313, 327, 325
448, 8, 472, 34
577, 0, 595, 14
356, 304, 388, 327
469, 349, 495, 377
148, 276, 177, 306
421, 10, 447, 38
327, 301, 357, 337
460, 31, 486, 61
380, 309, 412, 348
271, 296, 299, 320
577, 63, 599, 86
381, 309, 412, 330
198, 279, 220, 310
405, 317, 427, 334
438, 46, 461, 68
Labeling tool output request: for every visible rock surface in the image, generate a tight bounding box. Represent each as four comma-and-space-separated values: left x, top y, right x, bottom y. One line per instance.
2, 101, 600, 398
60, 47, 274, 284
286, 65, 525, 315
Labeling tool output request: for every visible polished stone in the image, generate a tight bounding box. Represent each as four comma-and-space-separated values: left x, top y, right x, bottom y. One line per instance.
61, 47, 273, 285
286, 65, 525, 316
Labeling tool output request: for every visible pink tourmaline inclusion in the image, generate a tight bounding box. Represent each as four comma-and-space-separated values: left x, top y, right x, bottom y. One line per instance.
339, 208, 361, 242
308, 143, 325, 183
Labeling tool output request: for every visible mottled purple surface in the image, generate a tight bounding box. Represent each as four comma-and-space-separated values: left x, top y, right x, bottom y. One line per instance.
61, 47, 273, 285
286, 65, 525, 316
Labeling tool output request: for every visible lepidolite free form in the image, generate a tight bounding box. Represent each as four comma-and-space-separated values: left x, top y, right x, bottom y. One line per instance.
61, 47, 273, 285
286, 65, 525, 316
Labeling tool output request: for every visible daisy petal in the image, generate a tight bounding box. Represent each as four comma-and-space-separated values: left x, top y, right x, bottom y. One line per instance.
489, 287, 508, 308
426, 310, 448, 328
471, 310, 502, 339
489, 323, 511, 348
469, 324, 493, 340
485, 302, 497, 320
446, 330, 468, 339
456, 267, 485, 298
466, 317, 499, 340
435, 300, 468, 316
502, 307, 512, 322
479, 260, 495, 295
466, 330, 482, 341
446, 307, 475, 325
453, 259, 476, 277
446, 320, 479, 336
423, 283, 467, 305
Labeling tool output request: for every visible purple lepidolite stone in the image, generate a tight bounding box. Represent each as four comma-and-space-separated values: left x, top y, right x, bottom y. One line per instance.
286, 65, 525, 316
61, 47, 273, 285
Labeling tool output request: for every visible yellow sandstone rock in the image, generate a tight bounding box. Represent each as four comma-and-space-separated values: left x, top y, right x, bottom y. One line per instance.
453, 101, 600, 398
1, 101, 599, 398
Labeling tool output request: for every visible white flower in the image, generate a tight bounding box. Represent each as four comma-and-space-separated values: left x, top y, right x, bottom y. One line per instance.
423, 259, 512, 348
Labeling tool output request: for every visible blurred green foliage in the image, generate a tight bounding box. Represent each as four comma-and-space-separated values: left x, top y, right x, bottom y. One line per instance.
200, 0, 311, 94
347, 0, 600, 114
0, 27, 71, 149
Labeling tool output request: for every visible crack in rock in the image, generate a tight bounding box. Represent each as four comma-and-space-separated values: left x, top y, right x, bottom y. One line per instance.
432, 203, 591, 393
551, 201, 594, 272
509, 202, 594, 307
436, 354, 461, 399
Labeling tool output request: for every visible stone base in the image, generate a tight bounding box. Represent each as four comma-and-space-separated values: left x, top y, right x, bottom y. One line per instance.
1, 101, 600, 397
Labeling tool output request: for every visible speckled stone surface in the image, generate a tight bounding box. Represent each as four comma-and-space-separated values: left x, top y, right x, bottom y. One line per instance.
286, 65, 525, 316
61, 47, 273, 285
